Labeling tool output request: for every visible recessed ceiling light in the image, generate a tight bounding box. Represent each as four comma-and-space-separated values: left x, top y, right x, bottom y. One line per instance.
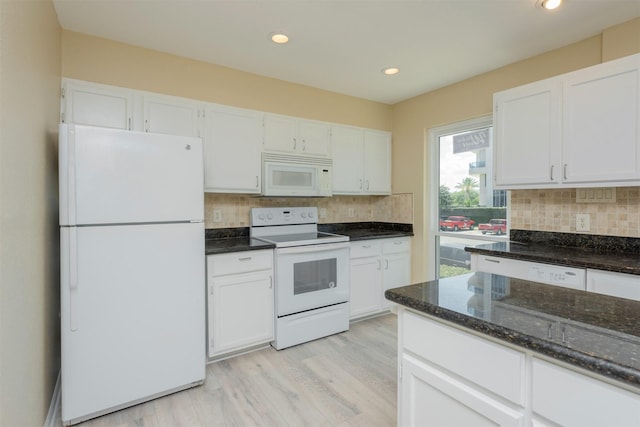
270, 33, 289, 44
541, 0, 562, 10
382, 67, 400, 75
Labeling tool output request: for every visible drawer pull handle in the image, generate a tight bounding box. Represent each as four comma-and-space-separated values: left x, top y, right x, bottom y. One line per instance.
485, 258, 501, 264
238, 257, 252, 261
547, 323, 553, 339
362, 245, 372, 248
394, 241, 402, 245
565, 272, 576, 276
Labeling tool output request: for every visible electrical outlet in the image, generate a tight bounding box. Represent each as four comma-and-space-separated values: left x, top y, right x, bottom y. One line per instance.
213, 209, 222, 223
576, 213, 590, 232
348, 208, 355, 218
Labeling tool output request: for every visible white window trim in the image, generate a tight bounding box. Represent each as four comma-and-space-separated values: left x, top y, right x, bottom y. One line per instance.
427, 114, 509, 279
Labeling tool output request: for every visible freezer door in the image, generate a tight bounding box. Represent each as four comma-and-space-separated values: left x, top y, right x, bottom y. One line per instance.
59, 124, 204, 226
60, 222, 205, 424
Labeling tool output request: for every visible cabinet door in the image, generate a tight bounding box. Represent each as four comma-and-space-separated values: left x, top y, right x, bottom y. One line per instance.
382, 252, 411, 309
208, 271, 274, 357
204, 105, 262, 193
142, 94, 201, 137
586, 269, 640, 301
494, 79, 561, 187
332, 126, 365, 194
349, 256, 383, 319
264, 114, 297, 153
401, 354, 524, 427
562, 54, 640, 184
299, 120, 331, 157
363, 130, 392, 194
62, 79, 133, 130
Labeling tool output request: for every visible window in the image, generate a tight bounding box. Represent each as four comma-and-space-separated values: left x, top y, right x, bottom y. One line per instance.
428, 116, 509, 279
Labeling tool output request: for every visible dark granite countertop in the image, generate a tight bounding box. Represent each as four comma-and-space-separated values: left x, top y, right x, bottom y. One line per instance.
385, 272, 640, 388
204, 228, 274, 255
465, 230, 640, 276
205, 237, 275, 255
319, 222, 413, 241
206, 222, 413, 254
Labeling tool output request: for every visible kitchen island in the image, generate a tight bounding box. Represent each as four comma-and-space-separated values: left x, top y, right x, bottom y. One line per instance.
386, 272, 640, 426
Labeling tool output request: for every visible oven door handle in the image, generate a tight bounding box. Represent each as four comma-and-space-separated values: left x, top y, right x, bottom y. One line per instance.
276, 241, 350, 255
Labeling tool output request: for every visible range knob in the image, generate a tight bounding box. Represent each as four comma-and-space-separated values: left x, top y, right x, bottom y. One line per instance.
308, 211, 315, 218
301, 212, 307, 218
267, 213, 273, 220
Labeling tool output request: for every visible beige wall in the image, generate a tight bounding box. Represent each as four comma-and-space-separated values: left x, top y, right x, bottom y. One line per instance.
392, 18, 640, 283
0, 0, 61, 425
61, 31, 393, 131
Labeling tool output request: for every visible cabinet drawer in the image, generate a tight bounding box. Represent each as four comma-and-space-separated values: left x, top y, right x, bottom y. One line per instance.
382, 237, 410, 254
403, 311, 525, 405
532, 358, 640, 426
208, 250, 273, 276
350, 240, 382, 258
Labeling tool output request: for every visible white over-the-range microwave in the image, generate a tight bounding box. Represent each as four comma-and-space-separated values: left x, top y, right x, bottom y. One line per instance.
262, 153, 333, 197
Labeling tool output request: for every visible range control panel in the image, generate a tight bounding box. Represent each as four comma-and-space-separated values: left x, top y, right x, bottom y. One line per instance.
250, 207, 318, 226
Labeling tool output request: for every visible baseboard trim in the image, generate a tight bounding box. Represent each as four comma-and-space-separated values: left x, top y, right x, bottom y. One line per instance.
44, 370, 61, 427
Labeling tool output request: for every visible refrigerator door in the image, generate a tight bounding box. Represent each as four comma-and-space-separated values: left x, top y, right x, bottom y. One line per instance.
60, 222, 205, 424
59, 124, 204, 226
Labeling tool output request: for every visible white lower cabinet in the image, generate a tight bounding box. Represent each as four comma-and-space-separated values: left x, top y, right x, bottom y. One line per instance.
398, 308, 640, 427
586, 269, 640, 301
532, 358, 640, 427
349, 237, 411, 319
207, 250, 274, 359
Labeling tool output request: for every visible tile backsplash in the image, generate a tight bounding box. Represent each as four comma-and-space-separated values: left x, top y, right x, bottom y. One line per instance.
204, 193, 414, 229
510, 187, 640, 238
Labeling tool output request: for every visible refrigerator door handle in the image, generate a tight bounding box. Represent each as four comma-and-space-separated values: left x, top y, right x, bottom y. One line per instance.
69, 227, 79, 331
67, 127, 77, 225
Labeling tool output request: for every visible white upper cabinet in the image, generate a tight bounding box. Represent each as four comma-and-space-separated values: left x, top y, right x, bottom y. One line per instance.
494, 78, 561, 187
62, 78, 393, 196
203, 104, 262, 194
332, 126, 391, 195
62, 79, 133, 130
331, 126, 365, 193
364, 130, 392, 194
494, 53, 640, 189
562, 55, 640, 184
263, 114, 331, 157
140, 93, 202, 137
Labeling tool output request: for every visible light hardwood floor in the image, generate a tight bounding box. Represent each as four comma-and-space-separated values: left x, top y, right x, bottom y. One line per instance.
68, 314, 398, 427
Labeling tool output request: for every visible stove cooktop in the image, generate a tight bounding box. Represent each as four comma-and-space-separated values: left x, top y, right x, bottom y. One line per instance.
253, 231, 349, 247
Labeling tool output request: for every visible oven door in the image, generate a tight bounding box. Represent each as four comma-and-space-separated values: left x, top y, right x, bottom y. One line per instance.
275, 242, 349, 317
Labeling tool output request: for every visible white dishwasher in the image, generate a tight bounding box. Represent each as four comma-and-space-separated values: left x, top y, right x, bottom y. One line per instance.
472, 254, 586, 290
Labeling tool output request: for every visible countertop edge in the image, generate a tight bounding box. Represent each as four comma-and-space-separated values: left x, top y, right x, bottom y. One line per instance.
385, 288, 640, 388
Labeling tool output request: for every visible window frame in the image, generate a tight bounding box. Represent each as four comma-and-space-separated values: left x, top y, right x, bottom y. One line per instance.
427, 115, 510, 280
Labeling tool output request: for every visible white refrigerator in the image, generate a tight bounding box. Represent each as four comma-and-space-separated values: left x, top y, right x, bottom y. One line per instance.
59, 124, 206, 425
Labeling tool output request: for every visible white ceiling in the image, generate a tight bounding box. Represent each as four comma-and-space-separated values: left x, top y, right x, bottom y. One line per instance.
53, 0, 640, 105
